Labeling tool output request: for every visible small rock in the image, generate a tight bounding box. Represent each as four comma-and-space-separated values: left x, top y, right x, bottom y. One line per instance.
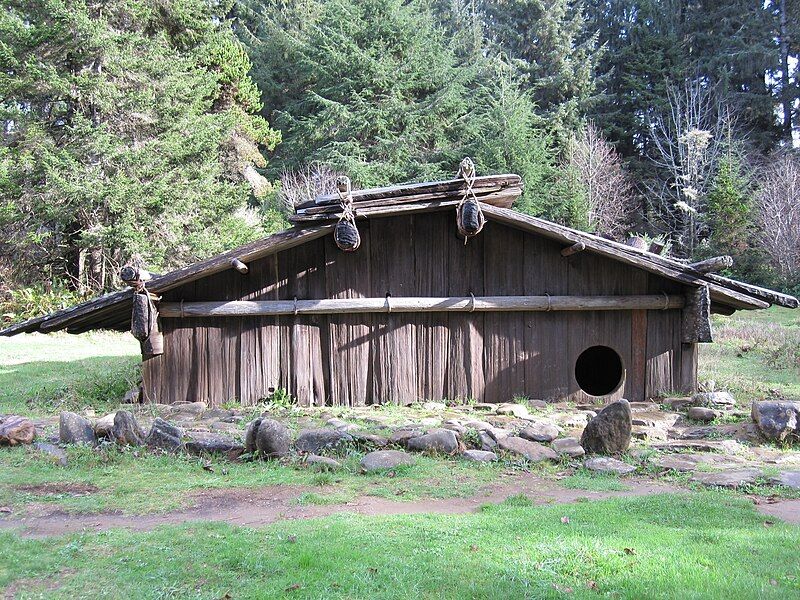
687, 407, 718, 423
478, 430, 497, 451
498, 436, 559, 463
256, 419, 291, 458
751, 400, 800, 442
692, 391, 735, 408
663, 396, 694, 411
472, 403, 495, 411
184, 431, 243, 459
496, 403, 529, 418
527, 399, 548, 409
442, 422, 467, 435
580, 400, 632, 455
59, 412, 96, 445
690, 469, 761, 488
551, 437, 585, 458
654, 453, 747, 473
461, 449, 498, 462
584, 456, 635, 475
519, 421, 560, 443
650, 439, 743, 453
769, 471, 800, 490
112, 411, 145, 446
304, 454, 342, 471
388, 428, 422, 447
244, 418, 261, 454
93, 413, 117, 438
171, 401, 207, 415
0, 415, 36, 446
145, 418, 183, 452
360, 450, 414, 472
295, 428, 353, 454
422, 401, 447, 411
33, 442, 67, 467
463, 419, 493, 431
628, 402, 661, 412
406, 429, 459, 454
350, 432, 389, 448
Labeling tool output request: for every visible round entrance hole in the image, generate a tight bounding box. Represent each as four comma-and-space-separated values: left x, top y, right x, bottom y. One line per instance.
574, 345, 624, 397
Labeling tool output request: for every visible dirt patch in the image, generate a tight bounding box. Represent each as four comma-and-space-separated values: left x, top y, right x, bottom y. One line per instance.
752, 496, 800, 525
0, 474, 679, 538
14, 483, 99, 496
3, 569, 75, 600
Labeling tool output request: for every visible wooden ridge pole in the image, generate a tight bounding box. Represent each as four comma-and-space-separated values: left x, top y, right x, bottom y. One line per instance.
159, 295, 685, 317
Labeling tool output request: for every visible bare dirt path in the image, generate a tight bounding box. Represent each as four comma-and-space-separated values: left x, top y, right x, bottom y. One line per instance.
1, 476, 677, 538
2, 476, 796, 538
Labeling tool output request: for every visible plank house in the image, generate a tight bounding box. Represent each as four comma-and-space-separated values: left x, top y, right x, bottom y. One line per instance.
4, 170, 797, 407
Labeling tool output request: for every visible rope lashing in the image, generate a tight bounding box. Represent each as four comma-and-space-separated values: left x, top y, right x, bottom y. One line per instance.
661, 292, 669, 311
293, 296, 299, 316
545, 293, 552, 312
334, 175, 361, 251
385, 293, 392, 313
469, 292, 476, 312
456, 157, 485, 242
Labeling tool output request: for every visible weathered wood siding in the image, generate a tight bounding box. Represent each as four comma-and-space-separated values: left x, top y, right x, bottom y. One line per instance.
142, 212, 693, 406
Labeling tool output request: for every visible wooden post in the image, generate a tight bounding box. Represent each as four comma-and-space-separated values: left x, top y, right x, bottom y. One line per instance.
231, 258, 249, 274
131, 291, 163, 356
690, 255, 733, 274
560, 242, 585, 257
682, 285, 712, 343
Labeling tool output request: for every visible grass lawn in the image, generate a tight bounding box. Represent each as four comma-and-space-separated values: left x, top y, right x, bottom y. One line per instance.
1, 493, 798, 599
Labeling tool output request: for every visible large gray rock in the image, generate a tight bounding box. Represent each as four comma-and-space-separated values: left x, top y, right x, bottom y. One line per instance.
184, 431, 243, 459
59, 412, 96, 445
690, 469, 761, 488
693, 391, 736, 408
584, 456, 636, 475
770, 471, 800, 490
112, 410, 145, 446
303, 454, 342, 471
145, 418, 183, 452
33, 442, 67, 467
498, 436, 559, 463
295, 428, 353, 454
654, 453, 747, 473
0, 415, 35, 446
496, 403, 529, 418
360, 450, 415, 473
478, 430, 497, 451
580, 400, 632, 455
461, 449, 498, 462
751, 400, 800, 442
406, 428, 459, 454
388, 428, 422, 448
93, 413, 117, 438
255, 419, 290, 458
519, 422, 560, 443
687, 407, 718, 423
244, 418, 262, 454
551, 437, 585, 458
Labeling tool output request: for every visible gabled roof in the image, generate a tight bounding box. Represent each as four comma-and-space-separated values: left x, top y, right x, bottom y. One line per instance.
2, 175, 796, 336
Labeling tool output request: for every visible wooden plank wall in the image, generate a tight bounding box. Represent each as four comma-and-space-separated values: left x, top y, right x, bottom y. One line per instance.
142, 212, 688, 406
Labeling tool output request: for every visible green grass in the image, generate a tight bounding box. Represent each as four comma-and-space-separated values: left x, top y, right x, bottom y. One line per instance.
0, 444, 516, 514
560, 470, 632, 492
1, 493, 798, 599
700, 306, 800, 401
0, 332, 139, 415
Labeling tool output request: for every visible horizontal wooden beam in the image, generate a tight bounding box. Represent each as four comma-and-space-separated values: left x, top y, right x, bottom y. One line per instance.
230, 258, 249, 274
690, 255, 733, 274
159, 295, 685, 317
561, 242, 585, 257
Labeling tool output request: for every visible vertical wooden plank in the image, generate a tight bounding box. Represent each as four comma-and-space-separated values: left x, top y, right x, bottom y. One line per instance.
446, 216, 485, 402
483, 222, 526, 403
370, 216, 417, 404
645, 275, 683, 398
680, 342, 698, 394
414, 212, 450, 401
326, 222, 372, 406
630, 309, 648, 402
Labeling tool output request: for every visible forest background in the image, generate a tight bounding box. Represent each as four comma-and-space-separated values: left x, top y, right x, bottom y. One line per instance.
2, 0, 799, 321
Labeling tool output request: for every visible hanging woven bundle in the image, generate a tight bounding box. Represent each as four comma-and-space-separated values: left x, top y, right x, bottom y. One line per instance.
334, 175, 361, 252
456, 157, 485, 240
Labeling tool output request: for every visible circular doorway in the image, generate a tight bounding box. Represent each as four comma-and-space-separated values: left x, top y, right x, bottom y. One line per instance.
574, 345, 624, 397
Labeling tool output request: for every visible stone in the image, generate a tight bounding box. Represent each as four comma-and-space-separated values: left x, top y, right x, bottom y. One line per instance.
244, 418, 261, 454
184, 431, 243, 459
663, 397, 694, 411
255, 419, 290, 458
519, 422, 560, 443
527, 399, 548, 409
93, 413, 117, 438
171, 401, 207, 415
650, 439, 743, 453
0, 415, 36, 446
304, 454, 342, 471
584, 456, 636, 475
388, 428, 422, 447
478, 430, 497, 451
461, 449, 498, 462
690, 469, 761, 488
360, 450, 415, 472
406, 429, 459, 454
751, 400, 800, 442
496, 403, 530, 418
145, 418, 184, 452
295, 428, 352, 454
350, 432, 389, 448
628, 402, 661, 412
769, 471, 800, 490
112, 411, 145, 446
687, 407, 718, 422
422, 401, 447, 411
675, 426, 720, 440
654, 453, 748, 473
33, 442, 68, 467
472, 403, 495, 412
463, 419, 493, 431
580, 400, 631, 455
692, 391, 736, 408
59, 412, 96, 445
498, 436, 559, 463
442, 422, 467, 435
551, 437, 585, 458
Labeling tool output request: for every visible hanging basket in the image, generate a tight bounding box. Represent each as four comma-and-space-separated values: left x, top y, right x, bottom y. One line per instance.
457, 199, 485, 237
334, 219, 361, 252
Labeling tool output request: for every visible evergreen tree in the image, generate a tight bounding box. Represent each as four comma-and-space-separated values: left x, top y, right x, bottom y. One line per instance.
705, 152, 753, 264
0, 0, 280, 290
